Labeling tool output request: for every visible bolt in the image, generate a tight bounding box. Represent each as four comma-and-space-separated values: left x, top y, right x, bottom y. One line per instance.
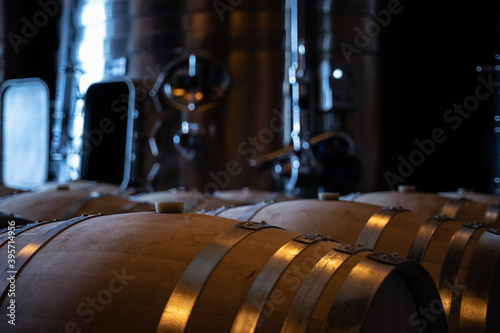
98, 212, 104, 216
382, 254, 388, 259
261, 220, 267, 225
355, 242, 362, 247
392, 252, 399, 257
315, 233, 322, 238
81, 213, 88, 217
246, 221, 253, 226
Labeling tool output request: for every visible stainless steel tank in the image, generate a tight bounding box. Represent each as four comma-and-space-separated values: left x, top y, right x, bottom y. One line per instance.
259, 0, 391, 194
58, 0, 286, 192
0, 3, 4, 84
305, 0, 397, 192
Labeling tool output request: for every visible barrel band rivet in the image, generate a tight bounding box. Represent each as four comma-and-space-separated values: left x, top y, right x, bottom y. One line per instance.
367, 252, 407, 265
335, 243, 369, 254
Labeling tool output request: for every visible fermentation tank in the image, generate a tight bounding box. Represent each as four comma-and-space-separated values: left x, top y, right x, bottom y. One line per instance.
0, 4, 4, 84
55, 0, 287, 192
54, 0, 406, 194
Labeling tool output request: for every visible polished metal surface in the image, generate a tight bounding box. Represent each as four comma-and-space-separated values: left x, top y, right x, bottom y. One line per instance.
482, 204, 500, 227
0, 214, 100, 299
303, 0, 387, 192
407, 215, 453, 263
156, 221, 278, 333
57, 0, 286, 192
231, 234, 334, 333
440, 198, 469, 219
332, 255, 448, 333
281, 249, 352, 333
235, 200, 275, 222
0, 220, 58, 245
459, 228, 500, 332
438, 222, 481, 330
356, 206, 408, 250
326, 257, 394, 332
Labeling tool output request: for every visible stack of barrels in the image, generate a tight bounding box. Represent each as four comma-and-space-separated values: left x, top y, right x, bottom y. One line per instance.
210, 186, 500, 332
1, 182, 499, 332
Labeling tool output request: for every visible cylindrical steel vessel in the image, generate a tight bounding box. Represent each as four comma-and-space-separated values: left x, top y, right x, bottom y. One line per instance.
59, 0, 286, 192
303, 0, 398, 192
0, 211, 446, 332
211, 199, 500, 332
0, 2, 4, 84
353, 190, 500, 227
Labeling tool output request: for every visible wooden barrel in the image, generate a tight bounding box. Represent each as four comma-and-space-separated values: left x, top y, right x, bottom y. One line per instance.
212, 199, 500, 332
131, 189, 236, 213
438, 190, 500, 205
0, 186, 152, 221
34, 180, 123, 194
0, 212, 446, 332
212, 188, 296, 205
132, 188, 296, 213
352, 190, 500, 228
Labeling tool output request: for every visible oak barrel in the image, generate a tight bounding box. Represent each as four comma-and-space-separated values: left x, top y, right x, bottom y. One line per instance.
353, 190, 500, 228
212, 199, 500, 332
131, 189, 238, 213
438, 190, 500, 205
0, 184, 152, 221
0, 212, 446, 332
131, 188, 295, 213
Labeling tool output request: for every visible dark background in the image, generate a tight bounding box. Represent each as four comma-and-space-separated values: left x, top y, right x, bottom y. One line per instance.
1, 0, 499, 193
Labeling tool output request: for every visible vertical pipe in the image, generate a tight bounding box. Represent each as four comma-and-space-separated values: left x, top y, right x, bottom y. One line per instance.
0, 2, 4, 84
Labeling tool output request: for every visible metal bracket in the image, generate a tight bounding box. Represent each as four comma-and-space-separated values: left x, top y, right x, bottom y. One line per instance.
231, 233, 335, 333
356, 206, 409, 250
293, 233, 332, 244
381, 206, 409, 213
463, 221, 482, 229
407, 215, 453, 264
157, 221, 279, 333
334, 243, 368, 254
235, 220, 278, 231
367, 252, 406, 266
483, 204, 500, 227
440, 198, 470, 219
